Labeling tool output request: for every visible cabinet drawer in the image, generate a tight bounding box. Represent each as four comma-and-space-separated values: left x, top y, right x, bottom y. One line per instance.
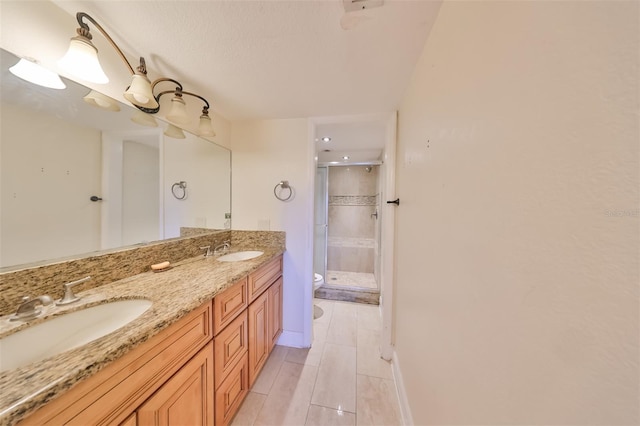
215, 353, 249, 426
213, 277, 248, 335
214, 310, 248, 389
248, 256, 282, 302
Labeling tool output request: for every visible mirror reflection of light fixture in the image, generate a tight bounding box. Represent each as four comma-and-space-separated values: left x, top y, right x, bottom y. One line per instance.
164, 123, 186, 139
58, 12, 158, 109
83, 90, 120, 111
9, 57, 66, 89
131, 110, 158, 127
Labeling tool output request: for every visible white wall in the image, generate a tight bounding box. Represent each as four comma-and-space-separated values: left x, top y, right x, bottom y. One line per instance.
394, 1, 639, 425
231, 119, 314, 347
0, 103, 102, 266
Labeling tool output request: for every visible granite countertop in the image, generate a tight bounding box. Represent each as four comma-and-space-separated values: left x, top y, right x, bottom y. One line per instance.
0, 247, 284, 426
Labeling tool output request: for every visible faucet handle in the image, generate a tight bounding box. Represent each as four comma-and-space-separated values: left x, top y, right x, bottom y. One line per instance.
200, 246, 212, 257
57, 276, 91, 306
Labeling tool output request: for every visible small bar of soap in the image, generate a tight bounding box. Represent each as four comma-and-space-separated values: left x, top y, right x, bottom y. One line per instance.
151, 261, 171, 270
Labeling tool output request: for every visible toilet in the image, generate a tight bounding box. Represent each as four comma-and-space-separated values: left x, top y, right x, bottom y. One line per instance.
313, 273, 324, 291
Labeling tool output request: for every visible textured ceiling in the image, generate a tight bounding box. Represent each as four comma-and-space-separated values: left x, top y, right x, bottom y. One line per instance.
52, 0, 442, 121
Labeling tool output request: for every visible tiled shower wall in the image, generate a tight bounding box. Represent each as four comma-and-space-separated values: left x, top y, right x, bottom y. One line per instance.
327, 166, 379, 273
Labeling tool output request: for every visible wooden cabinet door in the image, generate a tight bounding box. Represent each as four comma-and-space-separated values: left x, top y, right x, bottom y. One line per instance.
215, 353, 249, 426
248, 291, 269, 387
137, 341, 214, 426
268, 277, 283, 353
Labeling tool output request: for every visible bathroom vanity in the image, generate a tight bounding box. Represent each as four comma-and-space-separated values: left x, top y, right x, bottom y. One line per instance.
0, 231, 285, 426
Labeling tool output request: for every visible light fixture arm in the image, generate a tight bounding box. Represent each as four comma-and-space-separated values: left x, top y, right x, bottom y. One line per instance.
136, 77, 211, 114
74, 12, 141, 75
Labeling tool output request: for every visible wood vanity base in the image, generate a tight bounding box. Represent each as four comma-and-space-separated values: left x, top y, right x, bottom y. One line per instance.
19, 254, 283, 426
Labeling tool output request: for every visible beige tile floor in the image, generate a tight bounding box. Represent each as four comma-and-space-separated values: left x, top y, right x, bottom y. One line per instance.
232, 299, 402, 426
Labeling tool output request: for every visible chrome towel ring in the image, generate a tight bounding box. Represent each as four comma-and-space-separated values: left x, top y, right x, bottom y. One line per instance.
171, 181, 187, 200
274, 180, 293, 201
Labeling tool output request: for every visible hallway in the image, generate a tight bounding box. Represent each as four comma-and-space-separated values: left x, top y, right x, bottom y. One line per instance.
232, 299, 401, 425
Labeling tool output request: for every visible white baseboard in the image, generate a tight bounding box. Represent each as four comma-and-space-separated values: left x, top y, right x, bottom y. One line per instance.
276, 330, 307, 348
391, 349, 414, 426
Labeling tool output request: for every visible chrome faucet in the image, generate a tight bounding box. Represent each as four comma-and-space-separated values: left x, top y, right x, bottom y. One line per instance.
213, 240, 231, 255
11, 295, 54, 321
200, 245, 213, 257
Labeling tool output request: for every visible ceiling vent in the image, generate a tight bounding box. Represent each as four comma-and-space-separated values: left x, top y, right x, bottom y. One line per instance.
343, 0, 384, 13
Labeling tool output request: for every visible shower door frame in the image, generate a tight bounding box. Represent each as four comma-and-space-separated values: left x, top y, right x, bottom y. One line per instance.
314, 166, 329, 282
318, 161, 383, 291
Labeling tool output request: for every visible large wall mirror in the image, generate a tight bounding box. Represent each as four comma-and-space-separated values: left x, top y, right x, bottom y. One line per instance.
0, 48, 231, 270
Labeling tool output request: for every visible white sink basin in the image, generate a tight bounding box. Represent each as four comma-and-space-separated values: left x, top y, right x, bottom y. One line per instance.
0, 299, 152, 372
217, 250, 264, 262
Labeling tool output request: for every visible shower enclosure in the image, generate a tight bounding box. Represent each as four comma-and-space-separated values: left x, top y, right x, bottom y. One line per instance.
314, 164, 381, 304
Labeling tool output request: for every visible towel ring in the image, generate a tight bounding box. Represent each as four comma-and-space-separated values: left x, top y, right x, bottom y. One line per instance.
274, 180, 293, 201
172, 181, 187, 200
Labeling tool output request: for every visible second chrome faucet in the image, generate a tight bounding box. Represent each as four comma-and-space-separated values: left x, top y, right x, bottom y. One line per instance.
200, 241, 231, 257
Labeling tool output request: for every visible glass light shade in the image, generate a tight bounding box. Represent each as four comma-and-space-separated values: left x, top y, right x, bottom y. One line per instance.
83, 90, 120, 111
123, 74, 158, 109
198, 114, 215, 137
9, 58, 66, 89
58, 37, 109, 84
166, 96, 190, 125
131, 110, 158, 127
164, 124, 186, 139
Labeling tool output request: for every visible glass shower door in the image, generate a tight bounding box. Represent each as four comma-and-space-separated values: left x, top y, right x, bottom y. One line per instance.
313, 166, 328, 280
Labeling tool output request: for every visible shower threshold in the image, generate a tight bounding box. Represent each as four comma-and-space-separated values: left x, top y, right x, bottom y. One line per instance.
314, 284, 380, 305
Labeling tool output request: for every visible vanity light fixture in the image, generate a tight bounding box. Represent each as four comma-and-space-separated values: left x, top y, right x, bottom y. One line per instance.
198, 112, 216, 137
83, 90, 120, 111
343, 156, 350, 160
322, 136, 332, 142
136, 78, 215, 137
60, 12, 215, 138
58, 12, 158, 109
9, 57, 66, 90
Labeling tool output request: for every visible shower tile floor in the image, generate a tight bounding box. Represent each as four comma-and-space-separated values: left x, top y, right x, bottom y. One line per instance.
325, 270, 377, 290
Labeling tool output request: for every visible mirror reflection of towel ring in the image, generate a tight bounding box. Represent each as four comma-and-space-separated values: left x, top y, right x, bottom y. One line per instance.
172, 181, 187, 200
274, 180, 293, 201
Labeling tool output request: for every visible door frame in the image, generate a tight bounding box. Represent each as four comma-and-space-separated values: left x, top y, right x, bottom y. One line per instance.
380, 112, 397, 360
308, 112, 397, 358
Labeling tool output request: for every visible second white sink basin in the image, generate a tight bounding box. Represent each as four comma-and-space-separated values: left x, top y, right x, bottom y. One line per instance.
217, 250, 264, 262
0, 299, 152, 373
